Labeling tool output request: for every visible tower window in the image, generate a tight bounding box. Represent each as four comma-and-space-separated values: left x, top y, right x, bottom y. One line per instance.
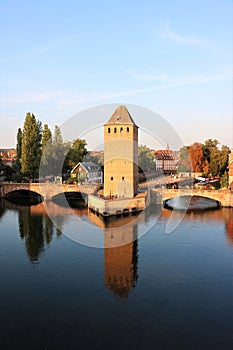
126, 127, 129, 132
120, 127, 123, 133
111, 177, 114, 180
122, 176, 124, 180
114, 127, 117, 133
108, 127, 111, 133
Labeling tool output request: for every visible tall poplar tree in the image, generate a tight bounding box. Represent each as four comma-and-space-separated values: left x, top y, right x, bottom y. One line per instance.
13, 128, 22, 178
21, 113, 42, 181
178, 146, 192, 172
50, 125, 69, 176
42, 124, 52, 151
40, 124, 52, 176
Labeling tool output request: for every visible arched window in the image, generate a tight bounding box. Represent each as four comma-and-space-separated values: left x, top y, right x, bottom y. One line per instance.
126, 127, 129, 132
108, 127, 111, 133
114, 127, 117, 133
120, 127, 123, 133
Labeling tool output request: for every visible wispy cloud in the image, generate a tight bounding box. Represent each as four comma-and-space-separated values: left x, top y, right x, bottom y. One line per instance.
160, 22, 203, 46
2, 70, 231, 107
72, 70, 232, 104
1, 91, 64, 104
125, 69, 166, 82
0, 34, 78, 64
161, 29, 201, 45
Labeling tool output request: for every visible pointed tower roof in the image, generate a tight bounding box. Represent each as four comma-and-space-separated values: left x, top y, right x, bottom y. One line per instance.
105, 105, 138, 126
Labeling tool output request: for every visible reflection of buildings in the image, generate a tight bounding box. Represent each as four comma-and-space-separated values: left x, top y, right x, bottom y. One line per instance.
104, 222, 138, 300
89, 211, 140, 300
162, 206, 233, 247
89, 204, 161, 300
5, 196, 160, 300
224, 209, 233, 245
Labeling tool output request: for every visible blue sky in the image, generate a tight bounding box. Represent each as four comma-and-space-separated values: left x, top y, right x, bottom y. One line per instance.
0, 0, 232, 149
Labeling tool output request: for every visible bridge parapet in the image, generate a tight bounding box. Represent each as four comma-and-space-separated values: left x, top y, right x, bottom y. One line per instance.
0, 182, 97, 200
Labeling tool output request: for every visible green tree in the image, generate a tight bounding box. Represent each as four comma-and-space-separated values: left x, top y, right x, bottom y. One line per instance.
178, 146, 191, 172
15, 128, 22, 171
12, 128, 23, 181
42, 124, 52, 151
203, 139, 230, 177
138, 145, 155, 172
40, 124, 52, 176
0, 155, 5, 180
219, 145, 230, 176
21, 113, 42, 181
84, 151, 103, 166
220, 171, 228, 189
64, 138, 88, 171
203, 139, 219, 164
50, 125, 69, 176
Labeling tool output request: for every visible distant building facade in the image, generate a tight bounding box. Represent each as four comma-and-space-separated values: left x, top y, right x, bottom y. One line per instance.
154, 149, 177, 173
71, 162, 102, 183
104, 105, 138, 198
0, 149, 17, 166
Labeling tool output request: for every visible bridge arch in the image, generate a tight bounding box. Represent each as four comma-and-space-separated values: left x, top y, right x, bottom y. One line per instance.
5, 189, 44, 204
51, 191, 88, 208
152, 188, 233, 208
164, 195, 220, 210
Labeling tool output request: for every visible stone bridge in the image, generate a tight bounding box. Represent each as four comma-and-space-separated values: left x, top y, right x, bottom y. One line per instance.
0, 182, 97, 201
152, 188, 233, 207
1, 183, 233, 207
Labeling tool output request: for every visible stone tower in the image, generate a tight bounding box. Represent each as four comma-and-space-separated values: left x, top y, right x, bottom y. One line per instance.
104, 105, 138, 198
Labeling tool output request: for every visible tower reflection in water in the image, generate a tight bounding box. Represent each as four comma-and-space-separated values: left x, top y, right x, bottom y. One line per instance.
89, 205, 160, 299
88, 211, 140, 300
4, 197, 233, 301
104, 227, 138, 300
13, 197, 143, 299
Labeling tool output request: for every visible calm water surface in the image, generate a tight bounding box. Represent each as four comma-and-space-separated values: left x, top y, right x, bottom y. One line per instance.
0, 198, 233, 350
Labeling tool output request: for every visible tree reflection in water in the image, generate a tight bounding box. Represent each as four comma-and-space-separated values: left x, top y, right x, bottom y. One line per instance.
4, 200, 63, 264
0, 198, 6, 220
18, 209, 46, 262
2, 198, 233, 300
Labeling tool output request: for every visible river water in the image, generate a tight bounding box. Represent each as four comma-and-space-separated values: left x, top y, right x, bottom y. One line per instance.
0, 197, 233, 350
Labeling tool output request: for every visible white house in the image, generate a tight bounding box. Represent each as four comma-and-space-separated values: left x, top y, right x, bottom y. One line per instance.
71, 162, 103, 183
